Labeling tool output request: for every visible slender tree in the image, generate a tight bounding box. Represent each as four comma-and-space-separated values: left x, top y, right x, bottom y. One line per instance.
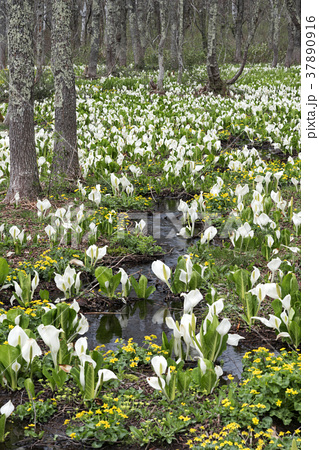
51, 0, 80, 183
4, 0, 41, 203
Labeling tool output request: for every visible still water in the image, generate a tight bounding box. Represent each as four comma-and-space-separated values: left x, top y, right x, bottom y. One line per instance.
85, 199, 247, 380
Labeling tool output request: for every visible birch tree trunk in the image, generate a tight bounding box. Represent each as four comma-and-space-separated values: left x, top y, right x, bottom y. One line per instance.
5, 0, 41, 203
87, 0, 101, 77
51, 0, 80, 183
0, 0, 7, 70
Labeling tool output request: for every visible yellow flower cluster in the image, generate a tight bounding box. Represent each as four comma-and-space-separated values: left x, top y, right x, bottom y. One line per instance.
186, 422, 299, 449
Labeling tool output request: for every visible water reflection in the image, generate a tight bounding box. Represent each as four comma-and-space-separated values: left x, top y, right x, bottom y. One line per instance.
86, 199, 247, 379
86, 300, 246, 379
86, 300, 172, 351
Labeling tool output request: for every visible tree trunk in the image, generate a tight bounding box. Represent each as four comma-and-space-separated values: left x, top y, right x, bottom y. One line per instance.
136, 0, 147, 54
285, 0, 300, 30
80, 0, 89, 46
157, 0, 169, 90
105, 0, 117, 73
128, 0, 143, 68
207, 0, 261, 95
285, 17, 294, 67
4, 0, 41, 203
51, 0, 80, 183
170, 3, 178, 70
117, 0, 127, 66
232, 0, 244, 63
285, 0, 300, 64
34, 0, 45, 83
207, 0, 226, 94
87, 0, 101, 77
226, 0, 261, 84
176, 0, 184, 83
270, 0, 281, 67
43, 0, 52, 61
194, 0, 208, 52
0, 0, 7, 70
70, 0, 81, 51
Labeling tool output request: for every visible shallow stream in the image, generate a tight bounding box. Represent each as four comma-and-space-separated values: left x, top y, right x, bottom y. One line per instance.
85, 199, 247, 380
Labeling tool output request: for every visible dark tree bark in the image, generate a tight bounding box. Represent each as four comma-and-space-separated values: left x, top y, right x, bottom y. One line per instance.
51, 0, 80, 183
87, 0, 101, 77
0, 0, 7, 69
4, 0, 41, 203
